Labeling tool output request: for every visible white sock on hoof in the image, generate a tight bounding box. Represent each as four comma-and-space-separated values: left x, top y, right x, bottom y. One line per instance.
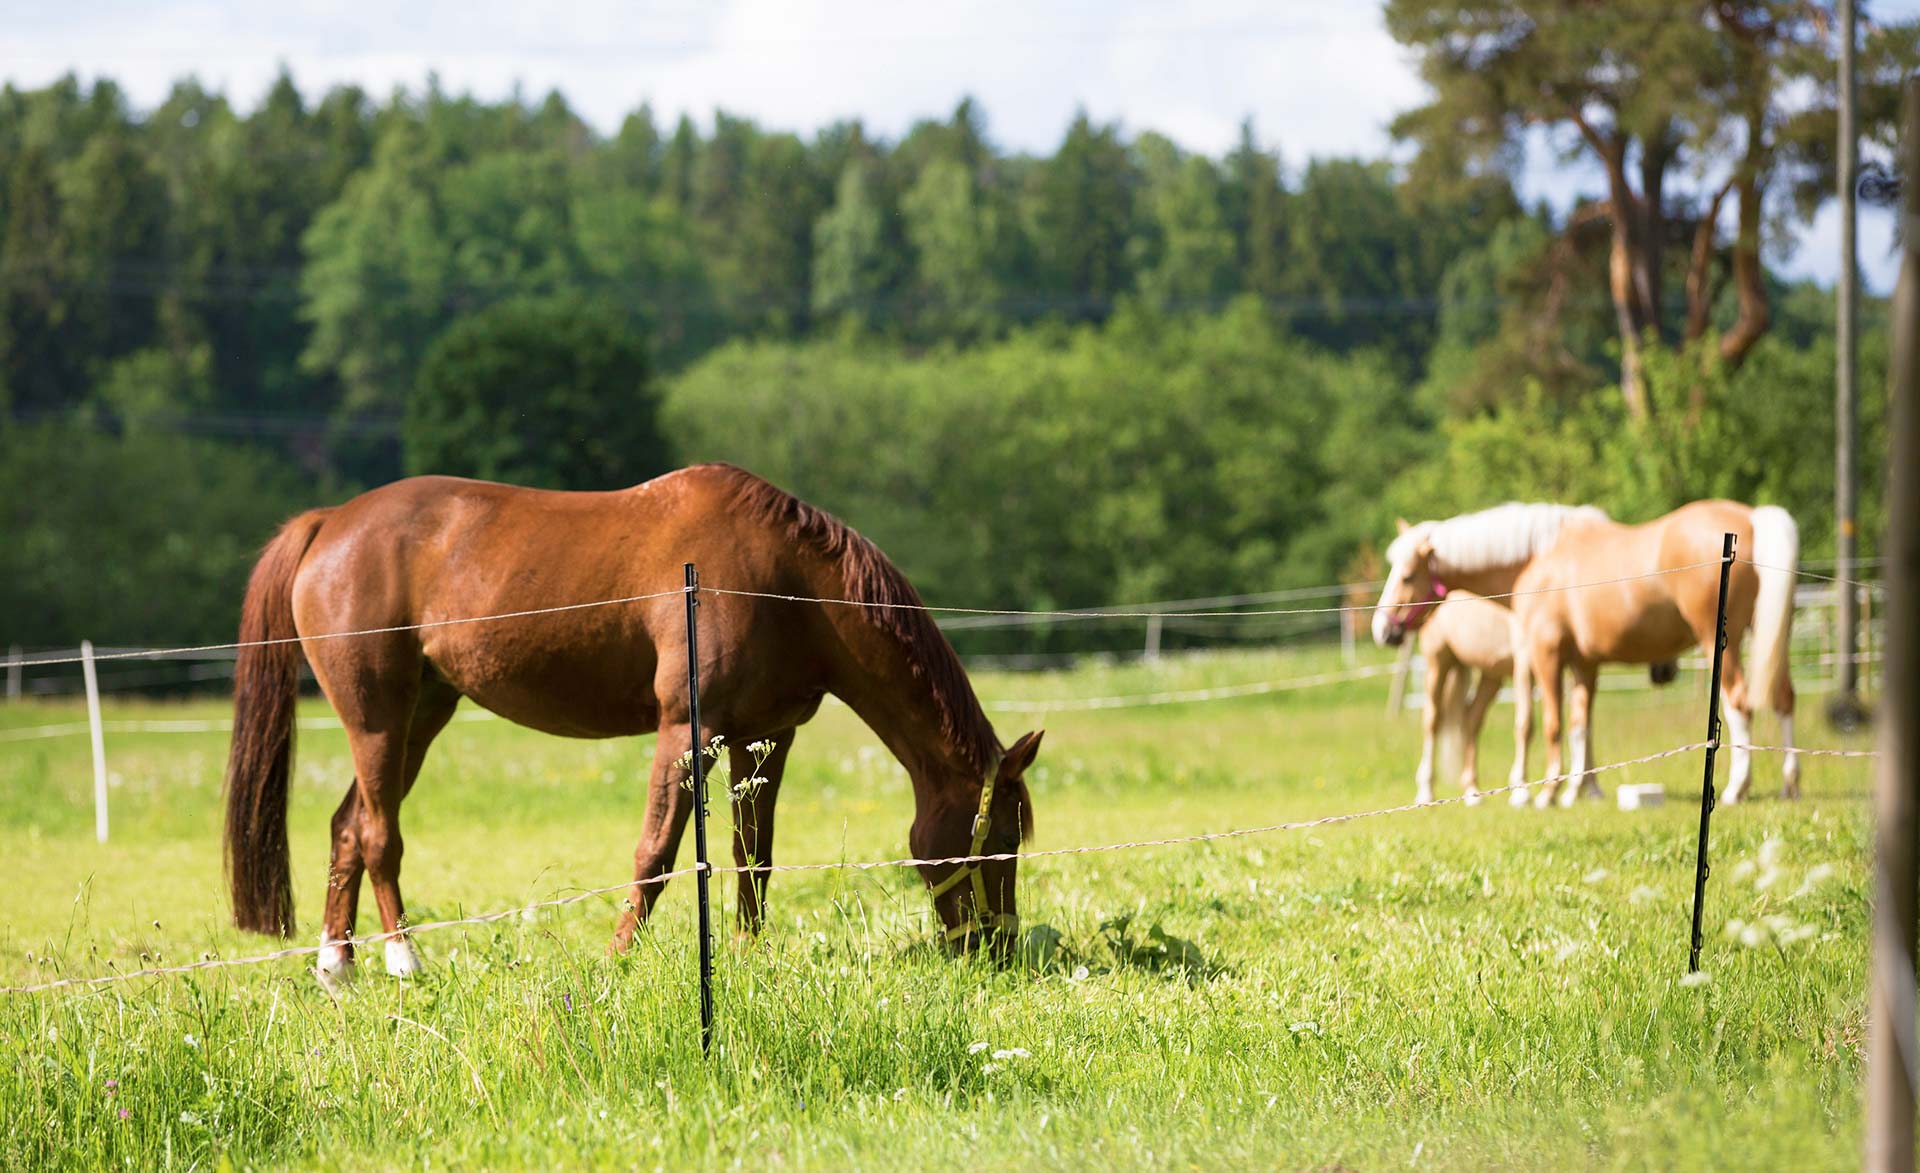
1723, 702, 1752, 803
316, 932, 354, 996
1780, 713, 1801, 798
1509, 780, 1532, 807
385, 937, 424, 978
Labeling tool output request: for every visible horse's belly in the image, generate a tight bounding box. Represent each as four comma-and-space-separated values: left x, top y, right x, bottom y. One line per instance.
431, 653, 661, 740
1579, 603, 1695, 663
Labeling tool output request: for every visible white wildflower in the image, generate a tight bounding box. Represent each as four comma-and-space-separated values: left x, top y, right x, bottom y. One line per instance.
991, 1048, 1029, 1060
968, 1041, 989, 1055
1680, 971, 1712, 988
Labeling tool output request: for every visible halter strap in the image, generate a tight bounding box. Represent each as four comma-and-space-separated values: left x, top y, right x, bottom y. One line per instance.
928, 764, 1020, 943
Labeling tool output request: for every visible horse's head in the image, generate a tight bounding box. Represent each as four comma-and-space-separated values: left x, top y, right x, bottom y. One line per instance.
918, 729, 1042, 957
1372, 518, 1446, 647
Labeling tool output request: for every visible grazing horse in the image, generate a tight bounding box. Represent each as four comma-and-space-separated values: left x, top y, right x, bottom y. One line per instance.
1411, 590, 1514, 806
1374, 501, 1798, 809
223, 463, 1042, 988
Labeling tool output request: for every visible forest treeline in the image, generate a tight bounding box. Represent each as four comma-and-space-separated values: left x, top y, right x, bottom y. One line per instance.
4, 1, 1914, 648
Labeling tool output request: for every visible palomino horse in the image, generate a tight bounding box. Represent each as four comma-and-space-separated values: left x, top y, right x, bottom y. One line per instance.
1375, 501, 1799, 808
223, 463, 1042, 988
1411, 590, 1513, 806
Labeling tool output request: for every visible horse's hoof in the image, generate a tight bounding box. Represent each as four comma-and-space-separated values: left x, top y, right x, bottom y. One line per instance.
1415, 790, 1436, 806
1463, 791, 1483, 807
316, 944, 354, 997
1508, 785, 1532, 808
384, 937, 424, 978
1557, 786, 1581, 809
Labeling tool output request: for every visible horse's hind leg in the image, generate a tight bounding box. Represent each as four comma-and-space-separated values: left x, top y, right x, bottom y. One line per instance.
1718, 640, 1756, 804
319, 679, 459, 988
1460, 672, 1503, 802
1773, 664, 1800, 799
342, 679, 458, 978
730, 729, 794, 935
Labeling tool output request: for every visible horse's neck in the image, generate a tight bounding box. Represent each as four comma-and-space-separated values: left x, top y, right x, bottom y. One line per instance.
808, 575, 988, 785
833, 663, 981, 786
1440, 563, 1526, 599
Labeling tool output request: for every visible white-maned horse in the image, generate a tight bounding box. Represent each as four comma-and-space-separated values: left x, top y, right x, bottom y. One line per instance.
1374, 502, 1794, 807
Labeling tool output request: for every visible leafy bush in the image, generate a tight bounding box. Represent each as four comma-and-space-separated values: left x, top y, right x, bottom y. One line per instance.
404, 295, 666, 491
0, 424, 311, 647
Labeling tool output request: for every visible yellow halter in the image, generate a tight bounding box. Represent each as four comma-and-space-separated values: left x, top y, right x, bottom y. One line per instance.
927, 765, 1021, 944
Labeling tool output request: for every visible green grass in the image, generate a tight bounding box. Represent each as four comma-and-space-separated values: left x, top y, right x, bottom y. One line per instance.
0, 645, 1879, 1169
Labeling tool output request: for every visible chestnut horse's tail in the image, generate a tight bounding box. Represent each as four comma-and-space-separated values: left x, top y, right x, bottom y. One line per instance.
1747, 505, 1799, 715
224, 509, 329, 937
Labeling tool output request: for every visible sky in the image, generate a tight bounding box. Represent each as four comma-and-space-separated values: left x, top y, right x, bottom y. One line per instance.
2, 0, 1911, 290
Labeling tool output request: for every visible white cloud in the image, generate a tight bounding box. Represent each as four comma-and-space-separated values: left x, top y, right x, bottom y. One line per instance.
2, 0, 1910, 287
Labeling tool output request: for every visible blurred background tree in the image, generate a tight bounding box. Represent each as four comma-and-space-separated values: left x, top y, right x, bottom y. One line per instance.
0, 2, 1914, 647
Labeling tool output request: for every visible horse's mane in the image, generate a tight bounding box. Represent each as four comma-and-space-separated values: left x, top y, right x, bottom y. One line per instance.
1389, 502, 1610, 576
710, 465, 1003, 777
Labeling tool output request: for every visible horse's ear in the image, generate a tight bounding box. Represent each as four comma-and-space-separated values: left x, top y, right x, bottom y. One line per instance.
1000, 730, 1044, 777
1395, 517, 1411, 534
1415, 537, 1435, 562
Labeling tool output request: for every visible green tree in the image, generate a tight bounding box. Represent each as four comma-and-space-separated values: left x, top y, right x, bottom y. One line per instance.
1022, 111, 1137, 319
1130, 135, 1236, 313
404, 295, 665, 490
1221, 120, 1289, 302
1388, 0, 1920, 415
812, 156, 899, 331
900, 156, 1009, 339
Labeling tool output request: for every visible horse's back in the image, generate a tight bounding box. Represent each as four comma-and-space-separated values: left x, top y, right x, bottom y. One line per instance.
288, 471, 748, 738
1427, 591, 1513, 674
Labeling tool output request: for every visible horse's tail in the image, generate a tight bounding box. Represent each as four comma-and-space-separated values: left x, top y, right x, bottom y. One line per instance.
1747, 505, 1799, 715
1434, 665, 1471, 787
224, 509, 328, 937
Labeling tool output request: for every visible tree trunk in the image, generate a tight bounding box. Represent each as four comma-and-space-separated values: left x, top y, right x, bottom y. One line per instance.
1684, 179, 1737, 344
1637, 124, 1676, 343
1597, 144, 1654, 420
1720, 111, 1771, 366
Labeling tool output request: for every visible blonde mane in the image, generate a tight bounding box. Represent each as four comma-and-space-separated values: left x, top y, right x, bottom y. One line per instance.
1388, 503, 1609, 577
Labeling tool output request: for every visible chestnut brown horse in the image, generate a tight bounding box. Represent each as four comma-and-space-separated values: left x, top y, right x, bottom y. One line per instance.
223, 463, 1041, 988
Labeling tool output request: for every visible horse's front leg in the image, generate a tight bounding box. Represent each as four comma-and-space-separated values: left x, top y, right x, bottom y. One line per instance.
610, 721, 708, 953
729, 729, 794, 936
1533, 650, 1567, 810
1415, 652, 1446, 805
1562, 661, 1600, 807
1508, 627, 1536, 806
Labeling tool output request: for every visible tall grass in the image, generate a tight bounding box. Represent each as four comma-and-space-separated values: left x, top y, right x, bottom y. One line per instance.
0, 645, 1877, 1169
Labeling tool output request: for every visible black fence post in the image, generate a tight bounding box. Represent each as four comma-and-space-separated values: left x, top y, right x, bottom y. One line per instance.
1688, 533, 1738, 974
684, 561, 715, 1055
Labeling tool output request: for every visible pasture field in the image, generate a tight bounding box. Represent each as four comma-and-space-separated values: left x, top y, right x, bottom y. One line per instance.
0, 645, 1879, 1170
